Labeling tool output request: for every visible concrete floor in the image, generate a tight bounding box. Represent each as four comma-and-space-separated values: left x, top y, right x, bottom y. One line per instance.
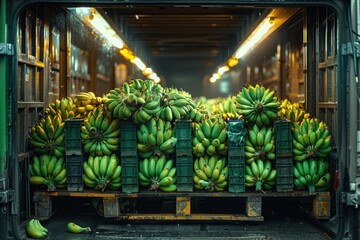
37, 197, 332, 240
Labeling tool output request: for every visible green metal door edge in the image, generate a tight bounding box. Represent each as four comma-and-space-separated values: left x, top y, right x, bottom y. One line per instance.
0, 0, 7, 179
0, 1, 9, 239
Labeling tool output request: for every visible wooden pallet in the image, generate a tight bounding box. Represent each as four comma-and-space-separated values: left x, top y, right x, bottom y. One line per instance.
33, 190, 328, 221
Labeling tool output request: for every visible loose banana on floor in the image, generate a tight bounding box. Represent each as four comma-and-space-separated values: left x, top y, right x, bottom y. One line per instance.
244, 125, 276, 164
235, 84, 280, 127
292, 118, 332, 162
293, 159, 331, 193
67, 222, 91, 234
29, 114, 65, 157
192, 115, 228, 157
82, 154, 122, 191
106, 79, 163, 124
29, 154, 66, 191
81, 105, 120, 156
26, 219, 48, 239
193, 155, 228, 192
245, 159, 276, 191
136, 118, 177, 158
138, 156, 177, 192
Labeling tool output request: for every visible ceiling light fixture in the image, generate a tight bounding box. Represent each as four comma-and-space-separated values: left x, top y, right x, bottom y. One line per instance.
235, 18, 274, 59
88, 10, 124, 49
217, 65, 229, 76
70, 8, 162, 82
131, 57, 147, 71
209, 17, 275, 83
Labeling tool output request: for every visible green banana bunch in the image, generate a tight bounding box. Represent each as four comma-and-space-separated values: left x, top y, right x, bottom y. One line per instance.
75, 91, 107, 118
278, 99, 310, 124
193, 155, 229, 191
235, 84, 280, 126
245, 159, 276, 191
26, 219, 48, 239
28, 114, 65, 157
159, 88, 197, 122
82, 154, 122, 191
293, 159, 331, 193
106, 79, 163, 124
211, 97, 240, 120
292, 118, 332, 161
81, 106, 120, 156
244, 125, 276, 164
29, 154, 66, 191
192, 115, 228, 157
45, 97, 77, 120
136, 118, 177, 158
67, 222, 91, 234
138, 156, 177, 191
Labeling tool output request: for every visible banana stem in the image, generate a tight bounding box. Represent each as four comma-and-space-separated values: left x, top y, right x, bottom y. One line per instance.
46, 180, 56, 192
308, 185, 316, 194
255, 181, 263, 192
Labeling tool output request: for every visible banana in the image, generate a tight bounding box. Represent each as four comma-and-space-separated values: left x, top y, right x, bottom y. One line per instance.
33, 219, 48, 234
155, 156, 166, 177
196, 169, 208, 181
26, 219, 47, 239
67, 222, 91, 234
235, 85, 280, 126
159, 184, 177, 192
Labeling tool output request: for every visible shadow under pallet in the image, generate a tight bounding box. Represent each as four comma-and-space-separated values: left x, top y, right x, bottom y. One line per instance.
33, 190, 329, 222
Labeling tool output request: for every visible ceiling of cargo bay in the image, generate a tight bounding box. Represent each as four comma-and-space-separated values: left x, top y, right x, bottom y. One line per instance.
101, 6, 265, 95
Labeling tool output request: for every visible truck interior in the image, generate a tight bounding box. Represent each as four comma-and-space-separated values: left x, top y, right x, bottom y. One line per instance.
3, 0, 357, 239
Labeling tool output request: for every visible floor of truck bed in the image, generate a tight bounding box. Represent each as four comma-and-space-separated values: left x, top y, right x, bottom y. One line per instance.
37, 198, 332, 240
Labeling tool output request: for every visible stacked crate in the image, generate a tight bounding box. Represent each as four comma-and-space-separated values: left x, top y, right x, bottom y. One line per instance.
120, 121, 139, 193
227, 119, 246, 193
274, 120, 294, 192
64, 119, 84, 191
175, 120, 193, 192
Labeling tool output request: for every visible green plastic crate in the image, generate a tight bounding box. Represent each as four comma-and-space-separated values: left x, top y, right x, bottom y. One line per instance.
64, 119, 83, 156
228, 158, 245, 193
176, 156, 193, 192
276, 157, 294, 192
175, 120, 192, 157
275, 121, 293, 157
175, 120, 192, 141
121, 156, 139, 193
65, 154, 83, 191
227, 119, 245, 147
176, 140, 192, 156
227, 119, 246, 193
120, 120, 137, 141
228, 146, 244, 157
120, 121, 137, 157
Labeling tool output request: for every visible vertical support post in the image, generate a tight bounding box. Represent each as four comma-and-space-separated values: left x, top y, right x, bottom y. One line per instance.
176, 197, 191, 217
89, 50, 96, 93
59, 12, 71, 98
0, 0, 9, 237
312, 192, 331, 219
246, 196, 262, 217
33, 192, 53, 220
303, 7, 317, 115
103, 198, 119, 218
